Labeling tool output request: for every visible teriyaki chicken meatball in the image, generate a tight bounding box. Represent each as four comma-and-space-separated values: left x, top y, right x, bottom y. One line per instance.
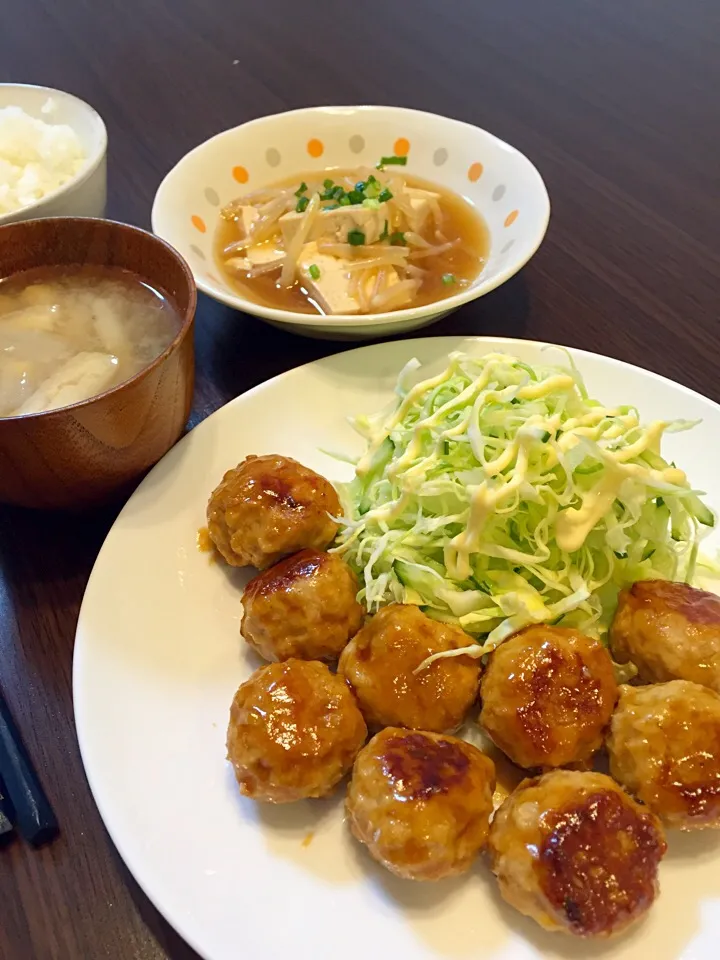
226, 659, 367, 803
338, 603, 480, 733
346, 727, 496, 881
479, 625, 618, 769
241, 549, 363, 662
489, 770, 667, 938
610, 580, 720, 692
207, 454, 341, 569
608, 680, 720, 830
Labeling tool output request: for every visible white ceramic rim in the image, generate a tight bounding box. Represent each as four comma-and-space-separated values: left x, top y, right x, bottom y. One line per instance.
151, 105, 551, 329
74, 334, 720, 960
0, 83, 108, 226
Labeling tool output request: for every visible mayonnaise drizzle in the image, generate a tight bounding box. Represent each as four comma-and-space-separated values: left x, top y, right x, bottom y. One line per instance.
350, 353, 692, 570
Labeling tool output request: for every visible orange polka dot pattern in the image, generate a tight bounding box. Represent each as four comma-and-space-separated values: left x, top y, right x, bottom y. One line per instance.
468, 162, 484, 182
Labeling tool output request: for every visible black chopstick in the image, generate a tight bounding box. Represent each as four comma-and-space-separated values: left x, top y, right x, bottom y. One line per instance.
0, 775, 13, 838
0, 689, 58, 846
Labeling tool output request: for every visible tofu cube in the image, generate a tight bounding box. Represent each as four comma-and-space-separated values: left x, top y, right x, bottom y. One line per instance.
224, 205, 285, 273
297, 242, 399, 315
279, 203, 388, 248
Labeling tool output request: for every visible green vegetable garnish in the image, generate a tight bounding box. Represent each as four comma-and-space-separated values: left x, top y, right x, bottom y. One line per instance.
296, 195, 310, 213
331, 351, 711, 654
379, 220, 389, 241
389, 231, 406, 246
308, 264, 321, 280
294, 182, 308, 197
348, 189, 365, 205
378, 188, 393, 203
347, 229, 366, 246
339, 195, 352, 206
442, 273, 456, 285
323, 178, 334, 190
363, 198, 381, 209
378, 156, 408, 168
364, 175, 381, 199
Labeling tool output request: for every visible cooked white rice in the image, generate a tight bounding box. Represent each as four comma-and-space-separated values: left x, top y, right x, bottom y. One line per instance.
0, 102, 87, 215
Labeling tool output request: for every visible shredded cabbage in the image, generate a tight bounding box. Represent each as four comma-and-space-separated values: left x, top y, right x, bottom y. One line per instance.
332, 351, 715, 655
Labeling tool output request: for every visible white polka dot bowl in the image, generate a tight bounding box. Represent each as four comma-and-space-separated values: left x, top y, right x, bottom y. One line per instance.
151, 105, 550, 340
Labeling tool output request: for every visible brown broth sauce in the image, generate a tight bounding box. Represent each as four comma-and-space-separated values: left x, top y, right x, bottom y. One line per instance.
215, 171, 490, 314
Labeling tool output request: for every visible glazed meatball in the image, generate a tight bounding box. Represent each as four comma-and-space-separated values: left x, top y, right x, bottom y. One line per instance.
346, 727, 496, 881
489, 770, 666, 938
338, 603, 480, 733
241, 549, 363, 662
611, 580, 720, 692
207, 454, 341, 569
226, 659, 367, 802
479, 626, 618, 769
608, 680, 720, 830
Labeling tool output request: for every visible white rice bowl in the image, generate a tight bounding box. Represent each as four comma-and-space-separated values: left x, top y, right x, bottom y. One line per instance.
0, 101, 87, 215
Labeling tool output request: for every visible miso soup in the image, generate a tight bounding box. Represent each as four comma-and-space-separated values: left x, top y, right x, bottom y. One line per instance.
0, 266, 180, 417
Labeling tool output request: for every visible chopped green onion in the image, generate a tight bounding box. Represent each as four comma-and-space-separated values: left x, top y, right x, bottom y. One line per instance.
294, 181, 308, 197
339, 195, 352, 206
362, 198, 381, 209
323, 178, 334, 189
442, 273, 456, 285
364, 175, 381, 199
332, 186, 346, 201
355, 181, 366, 193
347, 229, 366, 246
389, 231, 406, 246
379, 156, 408, 167
324, 203, 340, 210
296, 195, 310, 213
348, 189, 365, 205
308, 264, 321, 280
379, 219, 389, 241
377, 187, 393, 203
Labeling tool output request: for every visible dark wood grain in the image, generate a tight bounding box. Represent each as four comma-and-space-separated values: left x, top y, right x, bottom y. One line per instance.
1, 0, 720, 957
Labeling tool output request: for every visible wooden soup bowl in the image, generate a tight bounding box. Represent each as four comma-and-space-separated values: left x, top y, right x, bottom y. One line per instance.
0, 217, 196, 509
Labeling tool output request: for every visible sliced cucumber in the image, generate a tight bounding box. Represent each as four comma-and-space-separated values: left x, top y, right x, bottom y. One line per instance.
395, 559, 444, 597
686, 492, 715, 527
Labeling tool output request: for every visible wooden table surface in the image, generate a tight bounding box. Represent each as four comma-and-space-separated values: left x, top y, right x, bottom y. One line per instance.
2, 1, 720, 957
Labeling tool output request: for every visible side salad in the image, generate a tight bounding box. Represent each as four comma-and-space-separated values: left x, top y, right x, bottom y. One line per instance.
332, 351, 714, 655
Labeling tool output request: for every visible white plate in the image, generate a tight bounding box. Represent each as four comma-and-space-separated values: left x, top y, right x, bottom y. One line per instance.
74, 336, 720, 960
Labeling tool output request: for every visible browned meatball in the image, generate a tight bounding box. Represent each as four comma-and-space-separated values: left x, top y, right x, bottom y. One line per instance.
489, 770, 666, 938
240, 549, 363, 662
479, 626, 618, 770
608, 680, 720, 830
207, 454, 341, 569
226, 659, 367, 802
610, 580, 720, 692
338, 603, 480, 733
346, 727, 496, 881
